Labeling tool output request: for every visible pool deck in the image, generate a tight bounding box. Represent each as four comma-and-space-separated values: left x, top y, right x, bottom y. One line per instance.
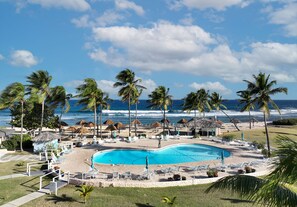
57, 137, 271, 188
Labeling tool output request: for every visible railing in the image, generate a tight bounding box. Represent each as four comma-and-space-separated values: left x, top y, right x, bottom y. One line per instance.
26, 160, 50, 176
39, 169, 70, 195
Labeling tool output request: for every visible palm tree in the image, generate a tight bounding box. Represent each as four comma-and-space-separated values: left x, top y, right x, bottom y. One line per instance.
113, 69, 146, 137
148, 86, 172, 135
48, 86, 72, 129
132, 88, 142, 137
196, 88, 211, 117
76, 78, 102, 136
26, 70, 52, 132
206, 136, 297, 207
237, 90, 255, 129
96, 92, 111, 138
162, 196, 177, 207
210, 92, 240, 131
76, 184, 94, 204
0, 83, 25, 151
243, 72, 287, 156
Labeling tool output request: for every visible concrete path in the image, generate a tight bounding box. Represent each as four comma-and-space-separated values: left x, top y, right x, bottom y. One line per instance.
0, 173, 26, 180
0, 155, 39, 162
0, 192, 45, 207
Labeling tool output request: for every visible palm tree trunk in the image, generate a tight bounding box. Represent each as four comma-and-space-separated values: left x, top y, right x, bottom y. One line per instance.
135, 102, 137, 136
221, 109, 240, 131
163, 108, 166, 134
263, 112, 271, 157
93, 105, 97, 136
100, 105, 102, 139
20, 101, 24, 152
128, 95, 131, 137
248, 110, 251, 129
194, 110, 197, 137
40, 100, 44, 133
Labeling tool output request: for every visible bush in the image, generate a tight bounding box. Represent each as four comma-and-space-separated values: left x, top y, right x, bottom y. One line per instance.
2, 139, 18, 151
16, 161, 25, 166
11, 134, 33, 149
252, 141, 265, 149
207, 169, 218, 177
272, 118, 297, 125
262, 149, 268, 157
222, 134, 235, 142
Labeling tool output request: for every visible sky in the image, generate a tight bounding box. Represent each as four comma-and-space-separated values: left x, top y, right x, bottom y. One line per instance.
0, 0, 296, 100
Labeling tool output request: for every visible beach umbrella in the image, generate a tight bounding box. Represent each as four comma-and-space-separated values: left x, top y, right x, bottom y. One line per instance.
76, 120, 87, 125
32, 132, 61, 142
84, 122, 95, 127
145, 156, 149, 170
221, 151, 225, 166
104, 119, 114, 125
60, 121, 68, 127
66, 126, 77, 132
177, 118, 188, 124
160, 118, 170, 124
131, 119, 142, 125
151, 122, 161, 128
75, 127, 90, 134
105, 124, 117, 137
114, 122, 124, 129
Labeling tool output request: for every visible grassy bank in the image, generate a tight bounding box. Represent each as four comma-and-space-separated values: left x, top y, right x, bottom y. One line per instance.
221, 125, 297, 147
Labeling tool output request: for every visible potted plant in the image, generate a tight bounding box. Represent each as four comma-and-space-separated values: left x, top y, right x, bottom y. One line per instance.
245, 166, 252, 173
238, 169, 245, 174
207, 169, 219, 177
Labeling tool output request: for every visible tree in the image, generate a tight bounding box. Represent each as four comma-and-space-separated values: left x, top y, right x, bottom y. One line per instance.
113, 69, 146, 137
162, 196, 177, 207
206, 136, 297, 207
243, 72, 287, 156
131, 88, 142, 136
76, 185, 94, 204
26, 70, 52, 132
48, 86, 72, 129
0, 82, 25, 151
148, 86, 172, 135
210, 92, 240, 131
96, 92, 112, 138
237, 90, 255, 129
76, 78, 102, 136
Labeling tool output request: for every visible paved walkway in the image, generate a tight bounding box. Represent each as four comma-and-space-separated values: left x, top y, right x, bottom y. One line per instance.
0, 192, 45, 207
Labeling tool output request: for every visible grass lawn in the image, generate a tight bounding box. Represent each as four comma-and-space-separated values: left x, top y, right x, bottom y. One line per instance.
23, 184, 259, 207
0, 176, 51, 205
221, 125, 297, 147
0, 161, 46, 176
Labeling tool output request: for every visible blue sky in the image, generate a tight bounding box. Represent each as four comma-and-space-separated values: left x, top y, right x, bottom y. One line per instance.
0, 0, 296, 99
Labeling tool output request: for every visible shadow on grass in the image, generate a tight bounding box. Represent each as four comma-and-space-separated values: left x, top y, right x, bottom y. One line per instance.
221, 197, 254, 204
46, 194, 80, 204
135, 203, 155, 207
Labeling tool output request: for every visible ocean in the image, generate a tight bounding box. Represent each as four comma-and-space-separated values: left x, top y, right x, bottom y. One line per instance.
0, 100, 297, 127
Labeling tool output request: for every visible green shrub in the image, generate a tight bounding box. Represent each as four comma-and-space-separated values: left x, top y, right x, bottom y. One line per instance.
252, 141, 265, 149
222, 134, 235, 142
2, 139, 18, 151
11, 134, 32, 149
272, 118, 297, 125
16, 161, 25, 166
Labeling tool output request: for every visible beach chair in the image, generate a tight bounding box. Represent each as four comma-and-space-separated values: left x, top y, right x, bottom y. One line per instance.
51, 153, 64, 164
84, 167, 99, 179
121, 171, 131, 180
62, 145, 72, 154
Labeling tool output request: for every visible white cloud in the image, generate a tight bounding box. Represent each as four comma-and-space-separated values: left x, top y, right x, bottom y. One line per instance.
10, 50, 38, 67
115, 0, 145, 16
190, 81, 232, 95
168, 0, 251, 11
71, 15, 92, 28
0, 54, 4, 60
27, 0, 90, 11
268, 2, 297, 36
87, 22, 297, 84
179, 14, 194, 25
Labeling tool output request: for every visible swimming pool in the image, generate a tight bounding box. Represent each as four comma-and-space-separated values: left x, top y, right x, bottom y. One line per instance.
93, 144, 231, 165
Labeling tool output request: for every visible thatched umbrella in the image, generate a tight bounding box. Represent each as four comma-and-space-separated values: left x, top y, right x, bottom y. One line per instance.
131, 119, 142, 125
60, 121, 68, 127
177, 118, 188, 124
114, 122, 125, 132
75, 127, 90, 134
32, 132, 61, 143
160, 118, 170, 124
104, 119, 114, 125
230, 118, 241, 124
66, 126, 77, 132
105, 124, 117, 137
76, 120, 87, 125
84, 122, 95, 127
151, 122, 161, 128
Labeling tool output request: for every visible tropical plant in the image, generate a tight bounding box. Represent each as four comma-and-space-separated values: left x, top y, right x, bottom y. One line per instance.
0, 82, 26, 151
210, 92, 240, 131
26, 70, 52, 132
113, 69, 146, 137
76, 78, 102, 136
48, 86, 72, 129
96, 92, 112, 138
162, 196, 177, 206
237, 90, 255, 129
76, 184, 94, 204
131, 88, 142, 136
148, 86, 172, 135
242, 72, 288, 156
206, 136, 297, 207
183, 89, 211, 137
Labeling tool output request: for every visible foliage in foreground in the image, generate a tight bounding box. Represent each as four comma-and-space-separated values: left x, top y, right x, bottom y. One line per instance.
76, 185, 94, 204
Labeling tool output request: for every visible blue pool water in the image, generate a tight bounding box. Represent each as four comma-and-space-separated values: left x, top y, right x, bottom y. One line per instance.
93, 144, 231, 165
